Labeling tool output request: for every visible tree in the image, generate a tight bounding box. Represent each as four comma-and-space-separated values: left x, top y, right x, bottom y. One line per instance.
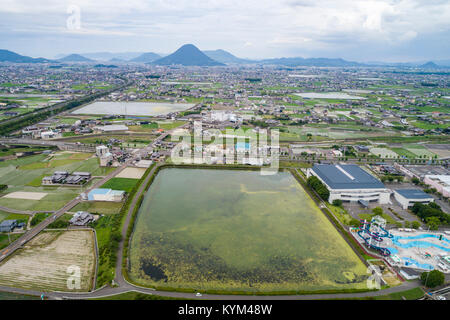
426, 216, 441, 230
411, 177, 420, 185
411, 221, 421, 229
421, 270, 445, 288
307, 176, 330, 201
349, 219, 361, 227
332, 199, 343, 207
372, 207, 383, 216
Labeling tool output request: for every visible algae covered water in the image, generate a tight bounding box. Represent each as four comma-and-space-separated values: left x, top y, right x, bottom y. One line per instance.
129, 168, 368, 292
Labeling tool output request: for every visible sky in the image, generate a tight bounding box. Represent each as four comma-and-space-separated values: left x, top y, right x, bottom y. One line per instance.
0, 0, 449, 62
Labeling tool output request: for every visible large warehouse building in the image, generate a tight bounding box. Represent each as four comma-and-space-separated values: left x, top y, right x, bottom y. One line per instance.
307, 164, 390, 204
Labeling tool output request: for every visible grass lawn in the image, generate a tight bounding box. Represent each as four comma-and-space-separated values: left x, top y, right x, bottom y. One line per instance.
358, 213, 396, 225
72, 201, 123, 215
101, 177, 138, 192
328, 205, 353, 226
390, 148, 417, 159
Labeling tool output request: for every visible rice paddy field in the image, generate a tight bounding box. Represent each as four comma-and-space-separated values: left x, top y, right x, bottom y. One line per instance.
0, 230, 96, 292
128, 168, 368, 293
0, 152, 112, 211
369, 147, 398, 158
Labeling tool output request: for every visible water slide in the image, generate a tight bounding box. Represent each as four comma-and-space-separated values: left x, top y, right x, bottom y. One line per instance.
357, 230, 391, 256
357, 220, 391, 256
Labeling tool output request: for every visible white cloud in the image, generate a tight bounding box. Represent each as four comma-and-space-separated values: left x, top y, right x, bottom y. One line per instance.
0, 0, 448, 60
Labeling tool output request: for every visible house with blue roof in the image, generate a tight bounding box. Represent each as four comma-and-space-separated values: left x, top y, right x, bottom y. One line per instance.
307, 164, 390, 204
393, 189, 434, 209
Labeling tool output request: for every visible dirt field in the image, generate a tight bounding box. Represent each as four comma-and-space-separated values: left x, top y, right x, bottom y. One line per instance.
115, 167, 146, 179
0, 230, 96, 292
2, 191, 48, 200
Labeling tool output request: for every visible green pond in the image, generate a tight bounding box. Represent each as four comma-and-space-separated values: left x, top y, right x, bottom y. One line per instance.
129, 168, 368, 292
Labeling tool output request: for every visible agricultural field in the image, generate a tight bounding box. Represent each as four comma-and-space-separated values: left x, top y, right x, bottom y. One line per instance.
0, 230, 96, 292
101, 177, 139, 192
116, 167, 146, 179
402, 144, 437, 158
369, 147, 398, 158
0, 151, 111, 211
72, 201, 123, 215
129, 168, 368, 293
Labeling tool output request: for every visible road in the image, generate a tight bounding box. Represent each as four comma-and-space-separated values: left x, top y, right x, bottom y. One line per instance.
0, 122, 427, 300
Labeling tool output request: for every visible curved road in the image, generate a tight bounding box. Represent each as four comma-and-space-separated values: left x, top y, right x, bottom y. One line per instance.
0, 160, 423, 300
0, 123, 425, 300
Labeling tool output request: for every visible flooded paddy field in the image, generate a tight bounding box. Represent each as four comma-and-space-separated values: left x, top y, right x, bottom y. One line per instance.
129, 168, 368, 293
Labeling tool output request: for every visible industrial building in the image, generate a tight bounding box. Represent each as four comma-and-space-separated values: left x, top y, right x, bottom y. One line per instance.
393, 189, 435, 209
307, 164, 390, 204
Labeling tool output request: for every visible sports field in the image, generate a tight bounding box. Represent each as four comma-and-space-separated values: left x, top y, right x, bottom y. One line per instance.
128, 168, 368, 293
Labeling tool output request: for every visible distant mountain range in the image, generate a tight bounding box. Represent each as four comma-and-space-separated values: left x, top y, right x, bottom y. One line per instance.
0, 49, 51, 63
259, 57, 363, 67
1, 46, 449, 68
152, 44, 225, 66
130, 52, 161, 63
203, 49, 253, 64
58, 54, 94, 62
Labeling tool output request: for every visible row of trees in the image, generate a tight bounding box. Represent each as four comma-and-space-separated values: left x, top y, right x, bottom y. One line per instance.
306, 175, 330, 201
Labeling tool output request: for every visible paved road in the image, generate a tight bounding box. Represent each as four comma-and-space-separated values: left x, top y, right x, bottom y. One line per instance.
0, 122, 426, 300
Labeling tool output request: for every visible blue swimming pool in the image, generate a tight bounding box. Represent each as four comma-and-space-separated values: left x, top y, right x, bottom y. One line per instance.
392, 234, 450, 252
402, 257, 434, 270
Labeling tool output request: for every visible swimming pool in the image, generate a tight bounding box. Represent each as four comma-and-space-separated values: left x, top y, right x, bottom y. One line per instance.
392, 234, 450, 252
402, 257, 434, 270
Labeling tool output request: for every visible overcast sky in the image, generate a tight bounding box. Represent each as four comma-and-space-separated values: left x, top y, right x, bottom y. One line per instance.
1, 0, 449, 62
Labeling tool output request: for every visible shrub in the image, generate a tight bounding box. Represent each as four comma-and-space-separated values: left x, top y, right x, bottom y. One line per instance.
372, 207, 383, 216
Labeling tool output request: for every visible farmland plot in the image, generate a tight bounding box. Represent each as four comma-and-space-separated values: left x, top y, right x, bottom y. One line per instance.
0, 230, 96, 292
